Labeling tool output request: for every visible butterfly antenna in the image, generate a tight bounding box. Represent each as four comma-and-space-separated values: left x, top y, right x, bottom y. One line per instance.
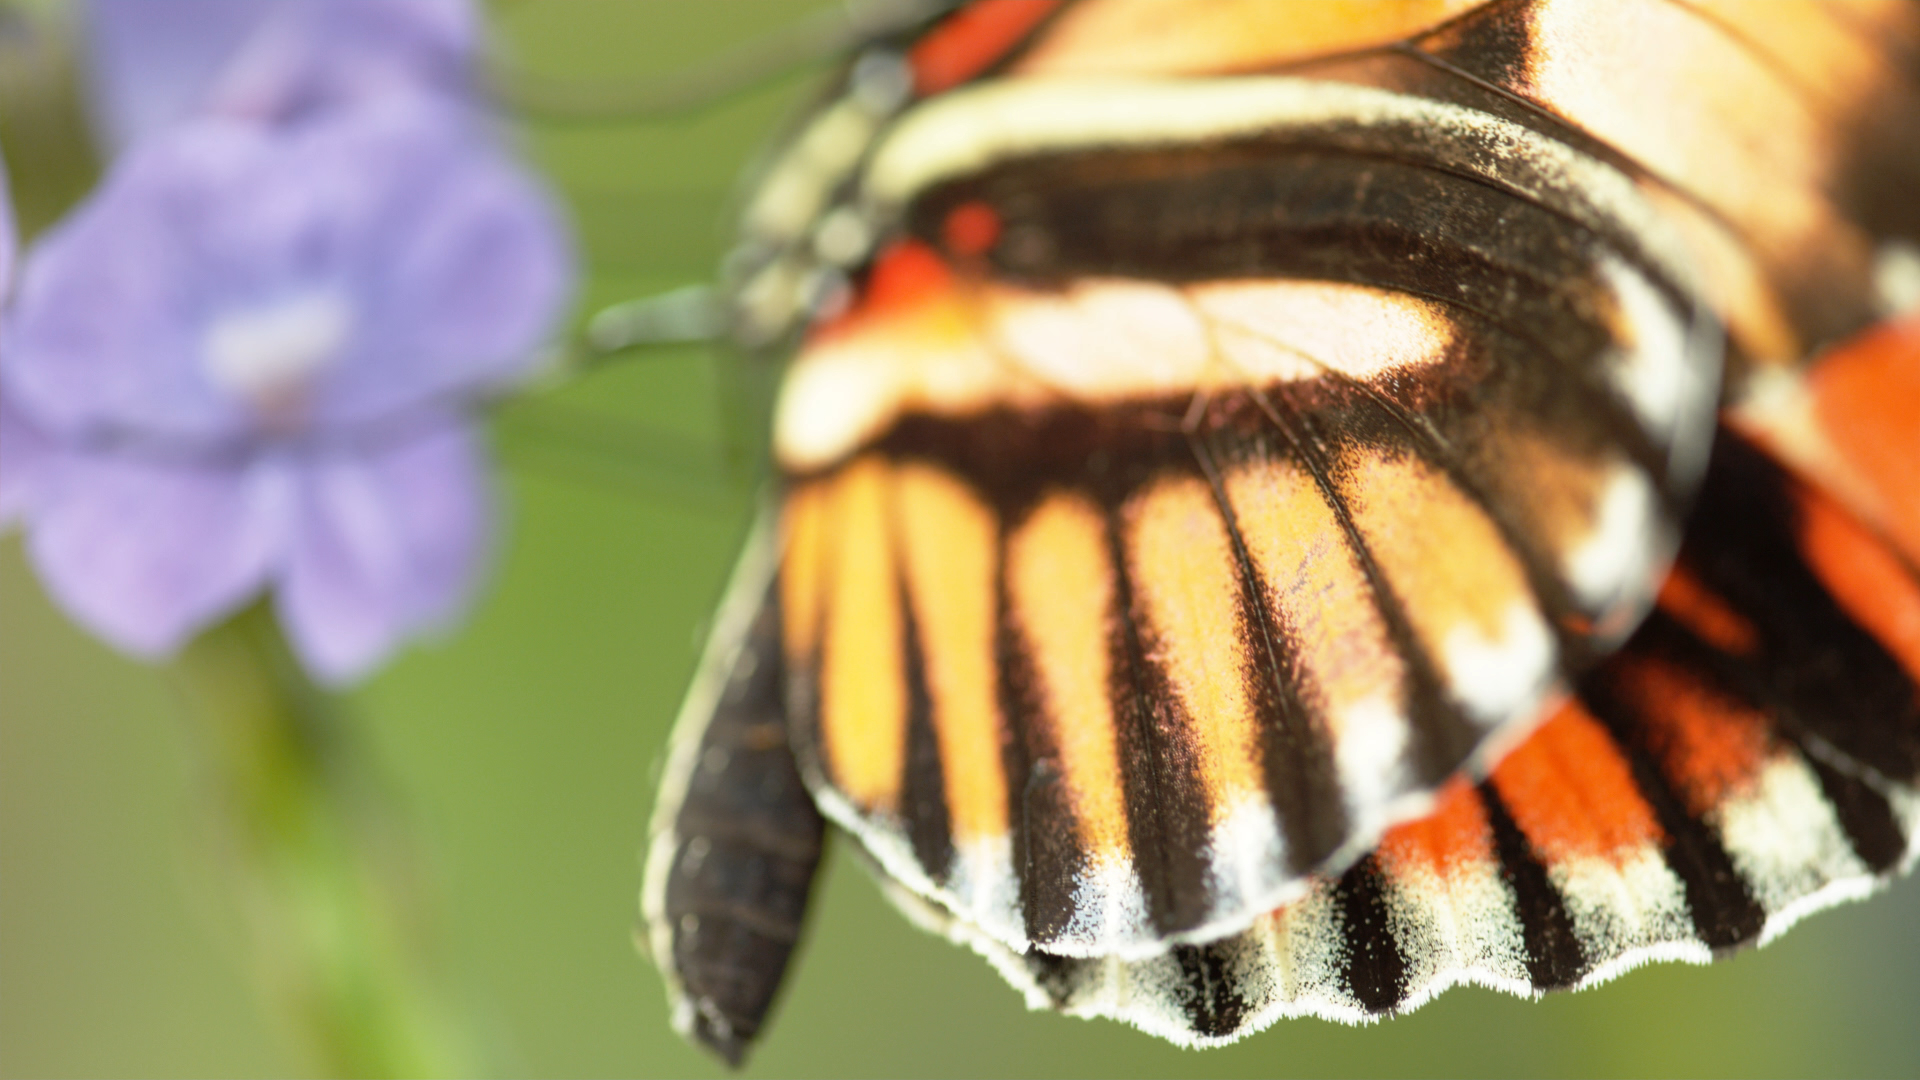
490, 0, 949, 124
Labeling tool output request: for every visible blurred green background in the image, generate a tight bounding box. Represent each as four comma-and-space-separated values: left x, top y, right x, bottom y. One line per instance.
3, 3, 1919, 1077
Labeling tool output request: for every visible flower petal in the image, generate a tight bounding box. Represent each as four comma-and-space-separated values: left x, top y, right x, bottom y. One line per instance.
80, 0, 275, 152
309, 108, 574, 427
278, 421, 491, 684
81, 0, 479, 150
4, 122, 299, 441
0, 393, 54, 527
25, 450, 284, 657
5, 100, 570, 444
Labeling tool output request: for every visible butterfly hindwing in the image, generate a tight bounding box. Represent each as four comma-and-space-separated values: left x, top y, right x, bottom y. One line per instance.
890, 429, 1918, 1046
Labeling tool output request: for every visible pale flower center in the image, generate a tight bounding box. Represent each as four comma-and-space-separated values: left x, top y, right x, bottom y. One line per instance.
202, 291, 354, 417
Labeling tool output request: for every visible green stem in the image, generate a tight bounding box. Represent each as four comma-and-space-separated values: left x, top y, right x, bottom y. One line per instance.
171, 603, 477, 1078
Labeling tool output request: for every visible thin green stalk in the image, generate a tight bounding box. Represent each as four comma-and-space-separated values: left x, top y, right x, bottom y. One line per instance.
172, 602, 477, 1078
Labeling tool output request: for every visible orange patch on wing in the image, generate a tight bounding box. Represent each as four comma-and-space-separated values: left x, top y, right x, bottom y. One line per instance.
895, 461, 1010, 843
1491, 702, 1664, 864
1806, 316, 1920, 565
1013, 0, 1488, 78
1376, 778, 1492, 878
781, 480, 832, 662
1795, 478, 1920, 684
1223, 457, 1405, 741
1124, 474, 1265, 816
1467, 426, 1666, 644
817, 241, 955, 341
1607, 655, 1770, 818
910, 0, 1062, 96
1656, 564, 1760, 656
819, 457, 907, 812
1488, 428, 1608, 532
1337, 449, 1541, 690
942, 200, 1003, 258
1008, 491, 1131, 862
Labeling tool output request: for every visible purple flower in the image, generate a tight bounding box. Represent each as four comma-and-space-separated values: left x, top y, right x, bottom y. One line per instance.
2, 99, 571, 683
0, 152, 32, 527
81, 0, 480, 150
0, 397, 53, 528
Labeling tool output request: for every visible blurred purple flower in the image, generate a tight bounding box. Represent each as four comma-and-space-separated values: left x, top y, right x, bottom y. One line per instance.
1, 151, 31, 527
2, 99, 571, 683
0, 397, 51, 528
82, 0, 480, 151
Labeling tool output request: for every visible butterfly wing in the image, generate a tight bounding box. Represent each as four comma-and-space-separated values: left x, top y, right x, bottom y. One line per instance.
759, 0, 1920, 963
645, 0, 1920, 1059
774, 75, 1722, 957
887, 427, 1920, 1044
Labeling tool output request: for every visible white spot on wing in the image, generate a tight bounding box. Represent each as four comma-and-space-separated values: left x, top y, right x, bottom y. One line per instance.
946, 834, 1025, 950
1206, 794, 1289, 917
1552, 846, 1703, 973
1713, 754, 1872, 944
1058, 857, 1155, 958
993, 279, 1212, 396
1381, 850, 1535, 1012
1441, 602, 1555, 727
1332, 693, 1410, 832
1564, 466, 1664, 642
1873, 239, 1920, 316
1189, 280, 1454, 382
773, 341, 900, 470
1598, 255, 1693, 437
1252, 889, 1358, 1024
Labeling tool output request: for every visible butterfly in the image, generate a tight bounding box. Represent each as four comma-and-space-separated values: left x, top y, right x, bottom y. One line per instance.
640, 0, 1920, 1065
